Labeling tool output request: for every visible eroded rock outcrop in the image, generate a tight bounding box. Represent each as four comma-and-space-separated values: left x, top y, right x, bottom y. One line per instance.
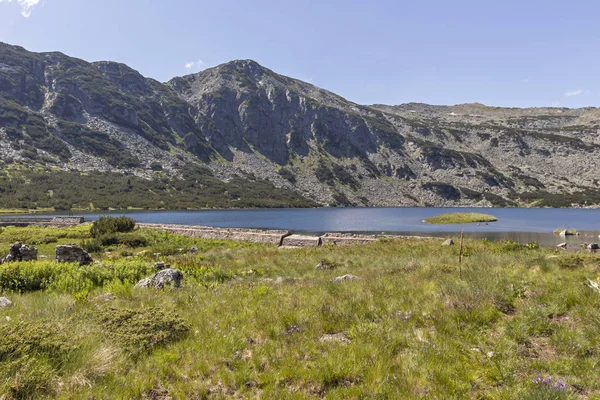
1, 242, 38, 263
55, 244, 93, 265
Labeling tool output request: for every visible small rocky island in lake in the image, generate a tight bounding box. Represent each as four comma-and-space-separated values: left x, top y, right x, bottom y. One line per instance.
425, 212, 498, 224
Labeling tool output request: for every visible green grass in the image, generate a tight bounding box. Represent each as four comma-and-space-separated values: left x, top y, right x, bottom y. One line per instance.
0, 208, 55, 214
0, 226, 599, 398
426, 212, 498, 224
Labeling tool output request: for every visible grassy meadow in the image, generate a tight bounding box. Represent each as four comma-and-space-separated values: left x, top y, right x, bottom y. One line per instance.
0, 223, 599, 398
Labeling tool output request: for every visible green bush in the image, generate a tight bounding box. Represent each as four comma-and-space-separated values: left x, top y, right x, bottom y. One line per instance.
81, 232, 148, 252
93, 307, 190, 353
119, 234, 148, 248
0, 321, 79, 398
80, 238, 102, 253
0, 321, 76, 362
90, 216, 136, 238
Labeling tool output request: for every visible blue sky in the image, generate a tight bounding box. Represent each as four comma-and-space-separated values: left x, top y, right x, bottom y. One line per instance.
1, 0, 599, 108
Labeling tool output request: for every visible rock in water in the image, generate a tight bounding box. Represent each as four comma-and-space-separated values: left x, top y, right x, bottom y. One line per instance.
0, 297, 13, 307
55, 244, 93, 265
587, 243, 600, 250
557, 242, 567, 249
558, 230, 575, 237
135, 268, 184, 289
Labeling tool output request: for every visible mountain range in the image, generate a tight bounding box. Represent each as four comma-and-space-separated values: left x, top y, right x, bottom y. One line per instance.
1, 42, 599, 210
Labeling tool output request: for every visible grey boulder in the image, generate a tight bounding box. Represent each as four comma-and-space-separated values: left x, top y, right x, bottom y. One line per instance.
0, 297, 13, 307
2, 242, 38, 263
135, 268, 184, 289
56, 244, 93, 265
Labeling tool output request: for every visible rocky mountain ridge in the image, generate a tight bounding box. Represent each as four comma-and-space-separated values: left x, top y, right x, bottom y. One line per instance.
1, 42, 599, 209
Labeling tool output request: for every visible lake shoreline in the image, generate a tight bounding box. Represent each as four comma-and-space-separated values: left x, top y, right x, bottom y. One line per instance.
1, 207, 599, 248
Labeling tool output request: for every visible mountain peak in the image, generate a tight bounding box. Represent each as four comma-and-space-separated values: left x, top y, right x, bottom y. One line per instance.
3, 42, 600, 209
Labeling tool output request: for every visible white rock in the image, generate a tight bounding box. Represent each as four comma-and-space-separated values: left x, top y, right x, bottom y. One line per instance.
0, 297, 13, 307
332, 274, 361, 283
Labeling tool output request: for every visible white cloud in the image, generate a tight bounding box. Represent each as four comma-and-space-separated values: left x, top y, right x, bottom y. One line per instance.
184, 59, 204, 71
565, 89, 584, 97
0, 0, 42, 17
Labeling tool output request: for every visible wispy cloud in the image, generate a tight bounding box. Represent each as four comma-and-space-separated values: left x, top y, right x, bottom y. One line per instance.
565, 89, 584, 97
0, 0, 42, 17
184, 59, 204, 71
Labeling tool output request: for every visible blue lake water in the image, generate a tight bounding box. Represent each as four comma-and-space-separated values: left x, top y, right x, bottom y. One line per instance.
4, 207, 600, 247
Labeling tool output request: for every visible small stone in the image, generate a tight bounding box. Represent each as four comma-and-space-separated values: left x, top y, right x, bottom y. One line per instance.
587, 243, 600, 250
315, 261, 335, 270
274, 277, 284, 285
332, 274, 361, 283
189, 246, 198, 254
0, 297, 13, 307
91, 292, 115, 302
442, 239, 454, 246
319, 333, 351, 343
557, 242, 567, 248
154, 262, 166, 270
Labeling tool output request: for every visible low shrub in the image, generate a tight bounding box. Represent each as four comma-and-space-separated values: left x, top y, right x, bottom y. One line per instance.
90, 216, 136, 238
119, 234, 148, 248
0, 321, 79, 398
81, 238, 103, 253
93, 307, 190, 353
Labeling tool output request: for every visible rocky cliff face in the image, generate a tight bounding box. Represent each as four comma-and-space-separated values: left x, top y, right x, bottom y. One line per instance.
1, 42, 599, 209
